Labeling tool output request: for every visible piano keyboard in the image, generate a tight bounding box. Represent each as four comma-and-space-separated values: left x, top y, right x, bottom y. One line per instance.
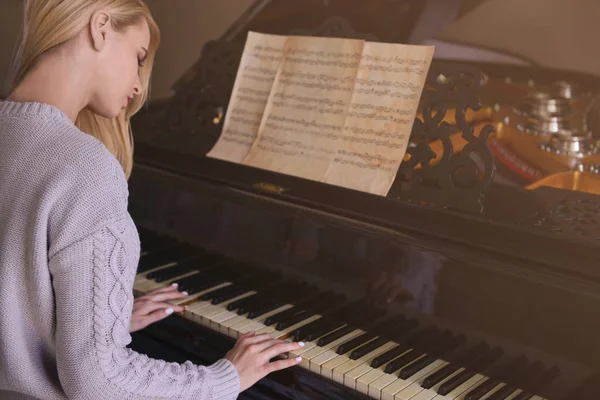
133, 230, 571, 400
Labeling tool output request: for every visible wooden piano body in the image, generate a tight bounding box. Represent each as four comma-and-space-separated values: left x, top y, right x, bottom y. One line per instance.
128, 1, 600, 399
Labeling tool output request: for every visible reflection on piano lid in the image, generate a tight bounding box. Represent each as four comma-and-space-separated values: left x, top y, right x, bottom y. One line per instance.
128, 1, 600, 399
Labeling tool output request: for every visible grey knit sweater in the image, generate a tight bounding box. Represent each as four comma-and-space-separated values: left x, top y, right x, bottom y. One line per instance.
0, 101, 240, 399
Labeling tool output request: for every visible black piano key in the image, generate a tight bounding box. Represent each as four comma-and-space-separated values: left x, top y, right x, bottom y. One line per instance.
275, 310, 317, 331
247, 302, 287, 319
249, 280, 308, 306
422, 341, 490, 389
264, 306, 304, 326
437, 347, 503, 395
138, 244, 204, 273
210, 286, 253, 304
384, 349, 425, 374
293, 318, 334, 342
464, 356, 529, 400
147, 253, 223, 281
350, 336, 389, 360
343, 304, 387, 326
229, 280, 298, 313
251, 284, 320, 318
383, 328, 446, 374
305, 320, 346, 342
486, 385, 520, 400
173, 269, 222, 291
151, 265, 198, 282
264, 292, 343, 326
317, 325, 356, 346
512, 366, 560, 400
336, 332, 377, 355
370, 325, 439, 369
203, 270, 272, 302
163, 259, 240, 285
486, 361, 545, 400
370, 344, 411, 368
185, 277, 230, 295
512, 393, 533, 400
265, 291, 341, 325
399, 333, 465, 379
369, 323, 435, 368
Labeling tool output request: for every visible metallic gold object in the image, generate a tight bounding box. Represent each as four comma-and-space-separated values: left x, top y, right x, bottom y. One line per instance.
526, 171, 600, 195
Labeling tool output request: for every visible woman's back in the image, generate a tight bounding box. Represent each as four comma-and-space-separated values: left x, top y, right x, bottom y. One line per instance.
0, 101, 132, 398
1, 1, 304, 397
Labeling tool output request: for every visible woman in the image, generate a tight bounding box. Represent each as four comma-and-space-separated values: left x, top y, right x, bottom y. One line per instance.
0, 1, 302, 399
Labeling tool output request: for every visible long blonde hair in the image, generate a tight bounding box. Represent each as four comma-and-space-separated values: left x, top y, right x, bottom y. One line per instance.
9, 0, 160, 179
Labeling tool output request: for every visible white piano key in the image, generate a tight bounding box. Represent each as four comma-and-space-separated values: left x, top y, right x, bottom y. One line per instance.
230, 305, 295, 338
338, 342, 398, 389
291, 329, 364, 369
355, 346, 413, 395
169, 282, 232, 306
396, 365, 463, 400
263, 314, 323, 340
380, 360, 446, 400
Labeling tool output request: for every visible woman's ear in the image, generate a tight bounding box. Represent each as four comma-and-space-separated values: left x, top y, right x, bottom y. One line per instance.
89, 10, 111, 52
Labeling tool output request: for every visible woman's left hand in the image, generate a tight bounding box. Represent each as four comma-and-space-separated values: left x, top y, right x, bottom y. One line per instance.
130, 284, 187, 333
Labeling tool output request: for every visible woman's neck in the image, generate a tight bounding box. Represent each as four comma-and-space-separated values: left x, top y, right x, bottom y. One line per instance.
8, 50, 91, 123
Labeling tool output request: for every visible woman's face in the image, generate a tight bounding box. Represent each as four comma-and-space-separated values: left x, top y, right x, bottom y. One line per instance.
91, 18, 150, 118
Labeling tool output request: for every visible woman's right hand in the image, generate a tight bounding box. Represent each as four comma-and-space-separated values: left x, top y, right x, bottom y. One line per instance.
224, 331, 304, 392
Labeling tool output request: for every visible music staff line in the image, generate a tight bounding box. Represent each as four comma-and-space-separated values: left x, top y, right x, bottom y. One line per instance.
238, 74, 424, 97
251, 143, 397, 172
272, 92, 415, 115
262, 122, 407, 148
252, 45, 432, 66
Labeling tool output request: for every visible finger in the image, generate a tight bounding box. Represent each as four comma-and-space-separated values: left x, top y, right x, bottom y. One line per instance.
135, 301, 184, 316
262, 341, 305, 361
238, 332, 274, 346
252, 339, 304, 354
151, 291, 189, 302
145, 307, 178, 325
137, 284, 179, 301
265, 356, 302, 373
147, 284, 181, 296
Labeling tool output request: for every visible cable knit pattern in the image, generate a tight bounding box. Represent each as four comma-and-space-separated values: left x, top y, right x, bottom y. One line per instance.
0, 101, 240, 399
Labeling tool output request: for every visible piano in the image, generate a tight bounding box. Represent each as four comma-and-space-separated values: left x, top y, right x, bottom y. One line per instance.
127, 1, 600, 399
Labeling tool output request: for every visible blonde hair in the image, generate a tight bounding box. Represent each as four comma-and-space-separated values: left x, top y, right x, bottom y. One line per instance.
10, 0, 160, 179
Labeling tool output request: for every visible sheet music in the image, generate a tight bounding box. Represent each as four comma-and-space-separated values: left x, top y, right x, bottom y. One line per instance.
243, 35, 365, 181
207, 31, 434, 196
322, 42, 434, 194
206, 32, 286, 162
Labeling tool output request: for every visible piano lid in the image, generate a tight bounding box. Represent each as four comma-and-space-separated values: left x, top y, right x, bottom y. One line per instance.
171, 0, 435, 94
131, 0, 600, 280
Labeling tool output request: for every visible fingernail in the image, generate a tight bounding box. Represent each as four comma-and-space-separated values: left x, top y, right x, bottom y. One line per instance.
298, 342, 305, 347
165, 307, 174, 315
171, 283, 178, 287
295, 357, 302, 362
182, 291, 189, 296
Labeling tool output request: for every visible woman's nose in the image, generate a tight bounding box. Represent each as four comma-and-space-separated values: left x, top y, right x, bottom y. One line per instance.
133, 75, 142, 95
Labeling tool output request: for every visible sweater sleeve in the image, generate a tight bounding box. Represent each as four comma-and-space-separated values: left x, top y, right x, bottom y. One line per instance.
48, 215, 240, 400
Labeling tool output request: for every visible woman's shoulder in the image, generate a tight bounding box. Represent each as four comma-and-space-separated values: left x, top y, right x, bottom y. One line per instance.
0, 101, 127, 190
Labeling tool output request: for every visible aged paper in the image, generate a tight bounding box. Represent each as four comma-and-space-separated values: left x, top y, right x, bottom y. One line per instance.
206, 32, 286, 162
207, 31, 434, 196
322, 42, 434, 194
242, 35, 365, 181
